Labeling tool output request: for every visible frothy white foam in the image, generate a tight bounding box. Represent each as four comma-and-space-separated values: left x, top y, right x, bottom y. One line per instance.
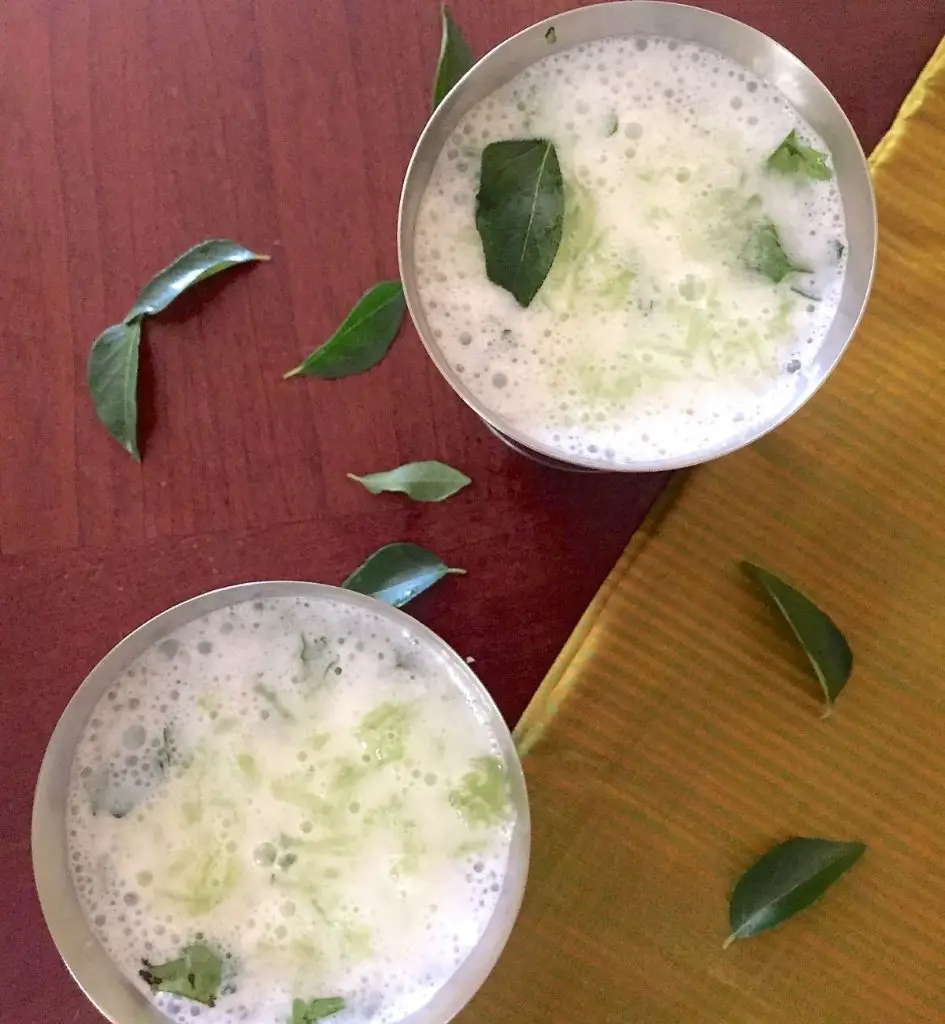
67, 596, 516, 1024
414, 34, 848, 466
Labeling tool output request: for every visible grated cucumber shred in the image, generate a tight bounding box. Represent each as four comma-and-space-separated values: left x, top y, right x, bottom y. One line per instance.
355, 701, 414, 764
539, 178, 637, 314
449, 756, 512, 828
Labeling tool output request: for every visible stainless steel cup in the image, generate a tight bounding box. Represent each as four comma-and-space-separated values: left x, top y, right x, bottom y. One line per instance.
398, 1, 877, 472
32, 582, 530, 1024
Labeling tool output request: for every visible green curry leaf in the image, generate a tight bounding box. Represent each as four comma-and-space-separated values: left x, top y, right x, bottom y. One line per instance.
139, 942, 223, 1007
88, 320, 143, 459
476, 139, 565, 307
741, 220, 811, 284
742, 561, 853, 709
283, 281, 405, 380
767, 130, 833, 181
348, 460, 471, 502
725, 837, 865, 947
290, 996, 346, 1023
341, 542, 465, 608
88, 238, 268, 459
432, 6, 474, 110
125, 239, 270, 321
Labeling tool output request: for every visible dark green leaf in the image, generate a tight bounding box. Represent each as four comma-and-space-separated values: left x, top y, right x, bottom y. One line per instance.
476, 139, 565, 307
741, 220, 810, 284
742, 561, 853, 708
291, 997, 346, 1023
766, 130, 833, 181
139, 942, 223, 1007
342, 542, 464, 608
724, 837, 866, 947
87, 320, 143, 459
605, 113, 619, 137
125, 239, 270, 321
348, 460, 471, 502
432, 6, 474, 111
283, 281, 405, 380
545, 25, 557, 44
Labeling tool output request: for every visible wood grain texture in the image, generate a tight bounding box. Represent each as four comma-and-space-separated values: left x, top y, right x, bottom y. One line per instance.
0, 0, 941, 1020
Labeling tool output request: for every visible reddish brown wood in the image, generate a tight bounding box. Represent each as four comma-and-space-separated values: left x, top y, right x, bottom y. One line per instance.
1, 0, 941, 1020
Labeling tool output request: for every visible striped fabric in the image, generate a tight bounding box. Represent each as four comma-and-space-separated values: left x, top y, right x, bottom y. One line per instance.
461, 36, 945, 1024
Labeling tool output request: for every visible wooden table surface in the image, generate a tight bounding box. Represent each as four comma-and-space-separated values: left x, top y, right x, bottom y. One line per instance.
1, 0, 941, 1020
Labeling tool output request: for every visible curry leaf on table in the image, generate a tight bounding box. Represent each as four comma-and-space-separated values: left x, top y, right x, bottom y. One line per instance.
87, 237, 269, 459
348, 460, 471, 502
741, 220, 811, 284
125, 239, 270, 322
291, 996, 346, 1023
476, 139, 565, 307
724, 837, 866, 947
283, 281, 406, 380
139, 942, 223, 1007
742, 561, 853, 710
767, 130, 833, 181
87, 320, 144, 460
432, 6, 475, 110
342, 542, 465, 608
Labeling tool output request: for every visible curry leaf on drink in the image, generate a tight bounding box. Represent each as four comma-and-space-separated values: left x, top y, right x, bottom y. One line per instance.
283, 281, 406, 380
342, 542, 465, 608
291, 996, 346, 1023
432, 6, 474, 110
88, 320, 144, 459
742, 561, 853, 709
545, 25, 557, 44
125, 239, 270, 321
348, 460, 471, 502
724, 837, 866, 947
139, 942, 223, 1007
741, 220, 810, 284
476, 139, 565, 306
767, 129, 833, 181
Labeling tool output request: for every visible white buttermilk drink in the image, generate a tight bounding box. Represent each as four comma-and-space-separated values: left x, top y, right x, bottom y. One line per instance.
66, 594, 517, 1024
414, 35, 848, 466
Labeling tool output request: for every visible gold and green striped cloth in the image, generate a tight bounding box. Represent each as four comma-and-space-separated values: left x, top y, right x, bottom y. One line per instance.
462, 36, 945, 1024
